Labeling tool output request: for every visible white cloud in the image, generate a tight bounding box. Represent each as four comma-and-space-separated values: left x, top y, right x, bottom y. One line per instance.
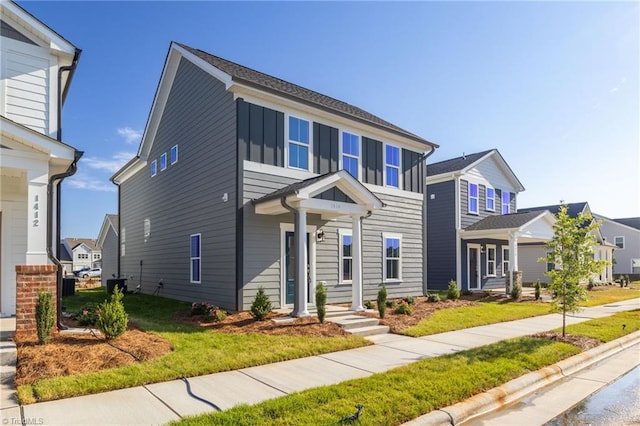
117, 127, 143, 144
81, 151, 135, 173
66, 176, 116, 192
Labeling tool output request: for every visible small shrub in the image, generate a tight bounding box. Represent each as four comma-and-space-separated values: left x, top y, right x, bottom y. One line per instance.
394, 302, 413, 315
204, 306, 227, 322
191, 302, 212, 316
447, 280, 460, 300
250, 286, 272, 321
426, 293, 441, 303
534, 281, 541, 300
315, 282, 327, 324
364, 300, 375, 310
35, 290, 55, 345
403, 296, 416, 305
377, 286, 387, 319
385, 299, 396, 309
96, 286, 128, 340
76, 303, 99, 326
511, 282, 522, 301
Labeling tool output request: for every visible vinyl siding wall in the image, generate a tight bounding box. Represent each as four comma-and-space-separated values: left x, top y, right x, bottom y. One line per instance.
599, 220, 640, 275
119, 58, 237, 310
461, 239, 510, 290
100, 229, 118, 287
519, 245, 550, 284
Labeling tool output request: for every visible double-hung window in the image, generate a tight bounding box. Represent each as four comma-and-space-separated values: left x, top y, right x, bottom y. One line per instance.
546, 251, 555, 272
502, 191, 511, 214
170, 145, 178, 165
190, 234, 201, 284
486, 187, 495, 211
339, 230, 353, 283
288, 116, 310, 170
160, 153, 167, 171
150, 160, 157, 177
468, 183, 479, 214
342, 132, 359, 178
614, 236, 624, 249
502, 247, 509, 276
383, 233, 402, 281
486, 245, 496, 276
385, 145, 400, 188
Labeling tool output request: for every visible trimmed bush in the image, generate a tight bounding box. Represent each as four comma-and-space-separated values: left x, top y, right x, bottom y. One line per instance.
427, 293, 441, 303
394, 302, 413, 315
447, 280, 460, 300
534, 281, 541, 300
35, 290, 55, 345
377, 286, 387, 319
511, 281, 522, 301
205, 307, 227, 322
250, 286, 272, 321
97, 286, 128, 340
315, 282, 327, 323
76, 303, 99, 326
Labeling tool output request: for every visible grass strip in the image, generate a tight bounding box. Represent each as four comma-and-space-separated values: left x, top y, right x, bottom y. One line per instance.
582, 287, 640, 307
173, 310, 640, 426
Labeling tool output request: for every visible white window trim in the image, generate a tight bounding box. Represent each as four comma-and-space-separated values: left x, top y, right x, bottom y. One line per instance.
285, 114, 312, 171
502, 190, 511, 214
160, 153, 167, 171
382, 232, 402, 282
340, 131, 360, 179
468, 182, 479, 215
384, 144, 401, 189
501, 246, 509, 277
190, 233, 201, 284
170, 144, 178, 164
486, 244, 497, 277
614, 236, 625, 249
150, 160, 157, 177
279, 223, 317, 308
338, 229, 353, 284
486, 186, 495, 212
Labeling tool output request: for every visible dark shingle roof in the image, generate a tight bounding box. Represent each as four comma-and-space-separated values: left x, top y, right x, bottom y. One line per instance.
426, 149, 495, 176
59, 243, 72, 262
518, 202, 588, 218
175, 43, 435, 148
463, 211, 544, 231
614, 217, 640, 230
64, 238, 98, 251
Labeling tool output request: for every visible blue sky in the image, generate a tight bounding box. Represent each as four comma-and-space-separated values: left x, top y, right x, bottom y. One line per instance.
20, 1, 639, 239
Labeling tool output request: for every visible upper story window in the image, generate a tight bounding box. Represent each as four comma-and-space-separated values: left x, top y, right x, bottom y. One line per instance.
288, 116, 310, 170
339, 230, 353, 283
342, 132, 359, 178
160, 153, 167, 171
486, 187, 495, 211
383, 233, 402, 282
190, 233, 201, 284
150, 160, 157, 177
93, 253, 101, 260
385, 145, 400, 188
614, 236, 625, 249
468, 183, 479, 214
170, 145, 178, 164
502, 191, 511, 214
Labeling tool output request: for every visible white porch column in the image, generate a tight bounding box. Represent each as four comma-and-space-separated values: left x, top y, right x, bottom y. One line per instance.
508, 232, 519, 293
292, 208, 309, 317
26, 169, 49, 264
351, 215, 364, 311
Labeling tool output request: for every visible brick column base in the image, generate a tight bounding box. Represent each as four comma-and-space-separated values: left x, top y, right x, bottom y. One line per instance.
15, 265, 58, 340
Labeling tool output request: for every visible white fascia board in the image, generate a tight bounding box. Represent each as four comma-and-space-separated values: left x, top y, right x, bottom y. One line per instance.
230, 84, 432, 153
461, 150, 525, 193
171, 43, 234, 89
426, 172, 459, 185
111, 158, 146, 185
1, 116, 75, 160
96, 215, 115, 248
595, 215, 640, 234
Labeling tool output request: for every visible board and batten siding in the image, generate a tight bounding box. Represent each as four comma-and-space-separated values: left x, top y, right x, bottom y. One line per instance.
241, 166, 424, 310
425, 180, 457, 290
119, 58, 237, 310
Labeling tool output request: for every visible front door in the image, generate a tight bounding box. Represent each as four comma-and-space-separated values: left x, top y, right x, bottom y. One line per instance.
468, 246, 480, 290
285, 231, 310, 305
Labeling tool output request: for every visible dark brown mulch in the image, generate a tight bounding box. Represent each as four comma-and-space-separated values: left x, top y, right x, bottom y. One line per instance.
532, 332, 602, 351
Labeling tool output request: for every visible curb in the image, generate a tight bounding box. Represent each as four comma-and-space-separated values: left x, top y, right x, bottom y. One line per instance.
404, 330, 640, 426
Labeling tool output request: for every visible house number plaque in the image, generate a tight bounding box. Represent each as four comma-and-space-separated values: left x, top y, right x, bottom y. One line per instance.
33, 194, 39, 227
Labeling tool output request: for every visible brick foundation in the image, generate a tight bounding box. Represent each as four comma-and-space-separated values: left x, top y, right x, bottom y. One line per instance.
15, 264, 58, 340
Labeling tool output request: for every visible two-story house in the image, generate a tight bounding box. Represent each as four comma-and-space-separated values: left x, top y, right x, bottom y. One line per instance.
426, 149, 555, 292
112, 42, 437, 315
0, 1, 82, 316
62, 238, 102, 272
594, 216, 639, 276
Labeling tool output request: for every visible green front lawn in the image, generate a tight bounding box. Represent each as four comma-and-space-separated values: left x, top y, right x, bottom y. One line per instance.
173, 310, 640, 426
17, 288, 368, 404
582, 286, 640, 307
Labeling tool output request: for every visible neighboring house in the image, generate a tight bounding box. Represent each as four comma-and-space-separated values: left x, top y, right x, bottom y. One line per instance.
0, 1, 82, 316
426, 149, 556, 291
97, 214, 119, 286
58, 243, 73, 277
62, 238, 102, 272
518, 202, 615, 284
112, 42, 437, 315
595, 215, 640, 276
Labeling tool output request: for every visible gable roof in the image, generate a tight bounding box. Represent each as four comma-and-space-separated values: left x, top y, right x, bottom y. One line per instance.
613, 217, 640, 230
518, 202, 589, 218
58, 242, 72, 262
64, 238, 99, 252
463, 211, 545, 232
176, 43, 436, 149
96, 214, 118, 248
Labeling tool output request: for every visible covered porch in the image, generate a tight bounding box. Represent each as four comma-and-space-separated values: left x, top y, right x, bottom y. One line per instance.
253, 170, 384, 316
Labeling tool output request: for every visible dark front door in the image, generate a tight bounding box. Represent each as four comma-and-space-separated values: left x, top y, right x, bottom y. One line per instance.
469, 247, 479, 289
285, 231, 310, 305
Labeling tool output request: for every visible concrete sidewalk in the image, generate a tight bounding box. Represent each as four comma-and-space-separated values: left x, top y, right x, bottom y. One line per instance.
2, 298, 638, 426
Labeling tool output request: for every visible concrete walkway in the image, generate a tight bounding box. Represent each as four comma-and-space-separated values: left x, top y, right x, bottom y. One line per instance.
1, 298, 638, 426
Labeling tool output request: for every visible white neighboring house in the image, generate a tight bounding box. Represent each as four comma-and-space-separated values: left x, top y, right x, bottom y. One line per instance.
96, 214, 118, 286
595, 216, 640, 276
0, 1, 82, 316
62, 238, 101, 272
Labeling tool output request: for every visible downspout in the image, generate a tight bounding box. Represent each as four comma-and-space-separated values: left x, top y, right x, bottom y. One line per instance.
420, 148, 436, 294
48, 48, 82, 330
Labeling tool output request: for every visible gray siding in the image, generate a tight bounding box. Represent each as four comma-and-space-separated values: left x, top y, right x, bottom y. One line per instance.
1, 20, 36, 45
241, 168, 424, 310
460, 179, 516, 229
425, 180, 457, 290
120, 58, 237, 310
100, 229, 118, 287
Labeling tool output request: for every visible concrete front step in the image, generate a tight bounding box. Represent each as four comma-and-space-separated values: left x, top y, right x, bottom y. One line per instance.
0, 341, 17, 366
347, 324, 390, 337
330, 315, 380, 330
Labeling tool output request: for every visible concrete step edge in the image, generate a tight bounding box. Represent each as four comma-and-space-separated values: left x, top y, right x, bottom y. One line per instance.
346, 325, 390, 337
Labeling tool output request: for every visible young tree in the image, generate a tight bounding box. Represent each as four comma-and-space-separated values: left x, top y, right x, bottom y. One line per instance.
542, 205, 608, 336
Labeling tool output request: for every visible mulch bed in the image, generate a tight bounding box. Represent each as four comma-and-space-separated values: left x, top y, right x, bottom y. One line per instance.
532, 332, 602, 351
